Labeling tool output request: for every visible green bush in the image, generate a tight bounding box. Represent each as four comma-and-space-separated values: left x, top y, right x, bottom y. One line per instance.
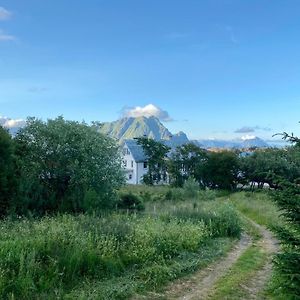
198, 189, 216, 201
117, 193, 145, 211
183, 177, 199, 199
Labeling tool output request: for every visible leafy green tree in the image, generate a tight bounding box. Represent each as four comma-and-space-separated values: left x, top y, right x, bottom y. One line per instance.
14, 117, 124, 215
203, 151, 239, 190
168, 143, 208, 187
136, 137, 170, 185
240, 148, 300, 189
0, 126, 16, 217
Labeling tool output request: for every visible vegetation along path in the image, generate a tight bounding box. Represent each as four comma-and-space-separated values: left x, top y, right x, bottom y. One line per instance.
135, 218, 278, 300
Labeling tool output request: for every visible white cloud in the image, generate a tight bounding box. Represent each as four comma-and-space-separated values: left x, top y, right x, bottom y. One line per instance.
121, 104, 173, 122
0, 7, 12, 21
0, 116, 26, 129
0, 29, 15, 41
241, 135, 256, 141
235, 125, 272, 134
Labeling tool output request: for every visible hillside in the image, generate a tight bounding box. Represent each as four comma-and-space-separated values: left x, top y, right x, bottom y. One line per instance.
99, 116, 189, 146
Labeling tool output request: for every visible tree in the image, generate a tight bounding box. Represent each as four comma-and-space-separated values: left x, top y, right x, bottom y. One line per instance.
168, 143, 208, 187
240, 148, 300, 190
14, 117, 124, 215
136, 137, 170, 185
270, 133, 300, 297
203, 151, 239, 190
0, 126, 16, 217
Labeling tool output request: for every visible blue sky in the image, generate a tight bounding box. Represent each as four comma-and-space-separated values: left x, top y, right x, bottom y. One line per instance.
0, 0, 300, 140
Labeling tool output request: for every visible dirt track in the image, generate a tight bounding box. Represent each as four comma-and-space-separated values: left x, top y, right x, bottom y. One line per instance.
132, 220, 278, 300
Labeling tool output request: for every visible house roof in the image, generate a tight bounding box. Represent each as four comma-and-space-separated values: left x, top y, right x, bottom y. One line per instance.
124, 139, 147, 162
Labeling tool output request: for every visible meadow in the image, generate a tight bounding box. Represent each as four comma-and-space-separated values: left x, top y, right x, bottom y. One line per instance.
0, 186, 242, 300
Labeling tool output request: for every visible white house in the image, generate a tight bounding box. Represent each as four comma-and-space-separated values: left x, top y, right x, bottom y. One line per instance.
122, 139, 149, 184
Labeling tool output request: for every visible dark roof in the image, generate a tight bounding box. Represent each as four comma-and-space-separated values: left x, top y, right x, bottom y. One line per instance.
124, 139, 147, 162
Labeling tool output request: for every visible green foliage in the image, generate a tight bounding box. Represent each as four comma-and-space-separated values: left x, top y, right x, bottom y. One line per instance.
239, 148, 300, 189
0, 213, 214, 299
0, 126, 16, 217
229, 191, 282, 229
168, 143, 208, 187
136, 137, 170, 185
264, 130, 300, 298
198, 189, 216, 201
271, 180, 300, 298
117, 193, 145, 211
183, 176, 199, 199
203, 151, 240, 190
169, 203, 242, 238
13, 117, 124, 215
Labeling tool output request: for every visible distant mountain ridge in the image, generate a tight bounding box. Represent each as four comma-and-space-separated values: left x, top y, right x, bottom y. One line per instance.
99, 116, 189, 146
98, 116, 270, 149
2, 114, 273, 149
197, 136, 269, 149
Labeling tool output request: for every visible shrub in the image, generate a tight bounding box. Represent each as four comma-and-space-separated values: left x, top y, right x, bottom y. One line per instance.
198, 189, 216, 201
117, 193, 145, 211
14, 117, 124, 215
183, 177, 199, 199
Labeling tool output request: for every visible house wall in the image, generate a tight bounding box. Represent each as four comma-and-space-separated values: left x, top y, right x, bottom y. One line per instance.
136, 162, 148, 184
122, 145, 148, 184
122, 150, 135, 184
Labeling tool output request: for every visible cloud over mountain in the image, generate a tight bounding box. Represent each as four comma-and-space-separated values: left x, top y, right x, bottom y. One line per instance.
0, 116, 26, 129
121, 104, 173, 122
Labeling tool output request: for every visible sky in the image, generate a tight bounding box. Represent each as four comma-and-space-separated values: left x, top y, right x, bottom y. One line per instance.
0, 0, 300, 140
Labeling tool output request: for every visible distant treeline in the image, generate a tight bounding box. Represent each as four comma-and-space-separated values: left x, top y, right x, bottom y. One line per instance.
1, 117, 300, 217
136, 136, 300, 190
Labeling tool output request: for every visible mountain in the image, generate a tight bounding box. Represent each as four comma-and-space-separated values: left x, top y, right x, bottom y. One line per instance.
99, 116, 189, 146
196, 136, 269, 149
196, 139, 239, 149
240, 136, 269, 148
99, 116, 272, 149
165, 131, 189, 147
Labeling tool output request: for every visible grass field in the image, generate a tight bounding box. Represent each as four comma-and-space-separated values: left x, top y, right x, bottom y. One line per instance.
1, 185, 286, 299
0, 186, 242, 299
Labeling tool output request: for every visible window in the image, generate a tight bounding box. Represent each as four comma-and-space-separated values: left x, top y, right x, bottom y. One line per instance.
143, 162, 147, 169
129, 174, 132, 180
123, 148, 130, 156
131, 160, 134, 168
124, 160, 127, 167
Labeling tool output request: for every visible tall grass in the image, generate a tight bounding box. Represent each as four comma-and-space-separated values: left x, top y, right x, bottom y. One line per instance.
0, 207, 240, 299
228, 191, 283, 228
0, 185, 244, 299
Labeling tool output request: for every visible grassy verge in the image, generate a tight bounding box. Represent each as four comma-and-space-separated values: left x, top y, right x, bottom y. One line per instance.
65, 238, 235, 299
228, 191, 283, 228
